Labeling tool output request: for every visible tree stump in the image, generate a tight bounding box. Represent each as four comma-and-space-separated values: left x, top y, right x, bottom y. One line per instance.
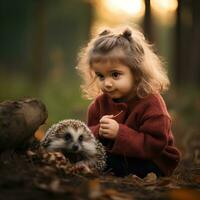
0, 98, 48, 151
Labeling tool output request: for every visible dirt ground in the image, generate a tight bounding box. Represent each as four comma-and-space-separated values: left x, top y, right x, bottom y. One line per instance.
0, 148, 200, 200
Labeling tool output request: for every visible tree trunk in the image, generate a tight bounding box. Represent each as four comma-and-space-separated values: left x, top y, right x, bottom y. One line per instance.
0, 98, 47, 151
143, 0, 153, 42
188, 0, 200, 84
174, 0, 200, 86
174, 0, 181, 85
31, 0, 46, 94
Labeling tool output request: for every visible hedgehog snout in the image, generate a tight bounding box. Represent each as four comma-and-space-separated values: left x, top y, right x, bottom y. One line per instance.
72, 144, 80, 152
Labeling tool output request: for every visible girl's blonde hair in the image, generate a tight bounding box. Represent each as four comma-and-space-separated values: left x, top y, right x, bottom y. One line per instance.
76, 26, 170, 100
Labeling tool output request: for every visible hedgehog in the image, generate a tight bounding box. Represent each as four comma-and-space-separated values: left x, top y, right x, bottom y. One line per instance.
40, 119, 106, 172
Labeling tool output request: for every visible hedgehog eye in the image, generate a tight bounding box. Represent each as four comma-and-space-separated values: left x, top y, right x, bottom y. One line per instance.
65, 132, 72, 141
78, 135, 84, 142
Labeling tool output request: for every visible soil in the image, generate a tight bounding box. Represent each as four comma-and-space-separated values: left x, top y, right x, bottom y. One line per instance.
0, 148, 200, 200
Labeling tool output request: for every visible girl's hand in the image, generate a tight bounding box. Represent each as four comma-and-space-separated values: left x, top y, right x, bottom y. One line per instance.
99, 115, 119, 139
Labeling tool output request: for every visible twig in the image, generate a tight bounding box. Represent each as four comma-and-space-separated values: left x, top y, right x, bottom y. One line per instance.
112, 110, 123, 118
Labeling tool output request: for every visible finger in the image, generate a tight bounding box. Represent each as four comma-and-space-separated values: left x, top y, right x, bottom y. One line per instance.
100, 124, 110, 129
99, 127, 105, 134
101, 132, 111, 138
103, 115, 114, 118
100, 115, 114, 122
99, 127, 110, 134
100, 119, 108, 124
100, 117, 113, 124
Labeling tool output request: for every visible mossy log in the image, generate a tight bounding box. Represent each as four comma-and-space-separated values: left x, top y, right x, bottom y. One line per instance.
0, 98, 48, 151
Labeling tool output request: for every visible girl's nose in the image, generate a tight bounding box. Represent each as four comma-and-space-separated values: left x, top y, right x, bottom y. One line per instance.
104, 78, 112, 88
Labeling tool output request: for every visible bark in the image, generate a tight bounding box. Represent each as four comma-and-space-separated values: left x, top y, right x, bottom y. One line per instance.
188, 0, 200, 84
143, 0, 153, 42
0, 98, 48, 151
174, 0, 181, 85
31, 0, 46, 95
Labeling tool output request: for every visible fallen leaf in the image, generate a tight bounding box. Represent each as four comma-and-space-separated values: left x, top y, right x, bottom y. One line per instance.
88, 179, 102, 199
193, 174, 200, 184
157, 178, 180, 189
129, 175, 144, 186
34, 127, 45, 141
104, 189, 134, 200
143, 172, 157, 185
169, 189, 200, 200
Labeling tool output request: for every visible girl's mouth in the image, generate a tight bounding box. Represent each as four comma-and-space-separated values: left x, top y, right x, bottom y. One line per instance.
104, 89, 115, 94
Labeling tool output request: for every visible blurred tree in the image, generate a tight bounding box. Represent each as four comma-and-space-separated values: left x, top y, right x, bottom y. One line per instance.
188, 0, 200, 84
0, 0, 93, 94
174, 0, 200, 86
174, 0, 181, 84
0, 0, 33, 71
31, 0, 46, 88
143, 0, 154, 42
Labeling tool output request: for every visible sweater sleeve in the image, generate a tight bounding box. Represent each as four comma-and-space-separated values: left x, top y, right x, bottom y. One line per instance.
87, 101, 100, 139
110, 113, 170, 159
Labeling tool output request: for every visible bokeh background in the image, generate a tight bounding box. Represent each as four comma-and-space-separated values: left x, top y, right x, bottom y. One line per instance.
0, 0, 200, 156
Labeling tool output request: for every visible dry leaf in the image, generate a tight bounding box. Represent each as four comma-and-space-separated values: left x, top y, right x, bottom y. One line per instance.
34, 127, 45, 141
143, 172, 157, 185
104, 189, 134, 200
193, 174, 200, 184
157, 178, 180, 189
88, 179, 102, 199
169, 189, 200, 200
129, 175, 144, 186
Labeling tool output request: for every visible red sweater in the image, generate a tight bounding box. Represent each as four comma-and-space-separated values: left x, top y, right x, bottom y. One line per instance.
87, 93, 181, 176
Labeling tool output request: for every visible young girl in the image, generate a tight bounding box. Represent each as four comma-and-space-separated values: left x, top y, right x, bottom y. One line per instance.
76, 26, 181, 178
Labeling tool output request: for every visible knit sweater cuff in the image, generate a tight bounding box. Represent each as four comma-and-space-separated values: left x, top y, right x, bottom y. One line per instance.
110, 124, 131, 155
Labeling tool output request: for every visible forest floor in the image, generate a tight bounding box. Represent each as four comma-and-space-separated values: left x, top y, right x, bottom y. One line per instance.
0, 148, 200, 200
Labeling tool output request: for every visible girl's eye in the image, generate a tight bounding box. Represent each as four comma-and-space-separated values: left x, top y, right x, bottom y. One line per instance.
111, 72, 121, 79
96, 73, 104, 80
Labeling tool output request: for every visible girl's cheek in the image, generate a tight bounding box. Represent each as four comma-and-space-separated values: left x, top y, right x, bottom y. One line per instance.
97, 81, 104, 89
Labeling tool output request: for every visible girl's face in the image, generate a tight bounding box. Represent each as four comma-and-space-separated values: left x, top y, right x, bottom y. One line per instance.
92, 60, 135, 101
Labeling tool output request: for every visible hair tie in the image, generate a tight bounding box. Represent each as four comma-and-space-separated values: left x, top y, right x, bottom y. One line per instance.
99, 30, 110, 36
122, 29, 132, 42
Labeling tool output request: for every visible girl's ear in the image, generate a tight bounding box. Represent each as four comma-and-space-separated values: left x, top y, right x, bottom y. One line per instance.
122, 29, 132, 42
99, 30, 111, 36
